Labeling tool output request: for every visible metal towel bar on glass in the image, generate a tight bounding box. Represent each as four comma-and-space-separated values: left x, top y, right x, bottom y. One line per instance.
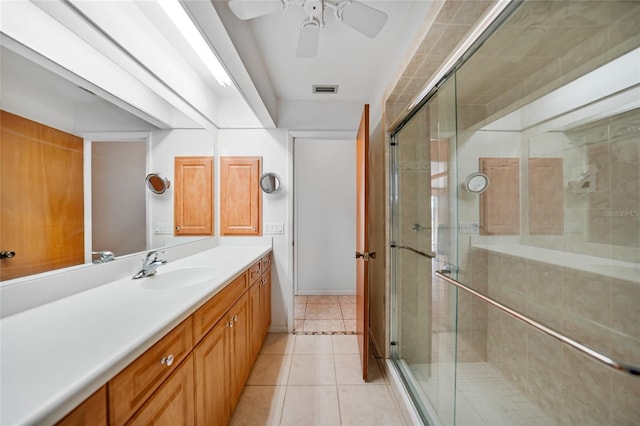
396, 245, 436, 259
434, 270, 640, 376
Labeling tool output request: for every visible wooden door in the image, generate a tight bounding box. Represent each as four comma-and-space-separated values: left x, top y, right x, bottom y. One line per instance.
195, 319, 230, 426
127, 355, 195, 426
220, 157, 262, 235
355, 104, 370, 381
174, 156, 213, 236
0, 110, 84, 281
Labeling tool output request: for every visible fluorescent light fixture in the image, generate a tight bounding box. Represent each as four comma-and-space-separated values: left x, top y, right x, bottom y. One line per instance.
158, 0, 233, 87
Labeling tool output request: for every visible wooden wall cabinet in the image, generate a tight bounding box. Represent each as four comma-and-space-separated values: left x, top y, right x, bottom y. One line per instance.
174, 157, 213, 236
220, 157, 262, 236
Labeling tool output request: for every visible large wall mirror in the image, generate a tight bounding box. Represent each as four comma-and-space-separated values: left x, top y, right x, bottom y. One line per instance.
0, 44, 208, 282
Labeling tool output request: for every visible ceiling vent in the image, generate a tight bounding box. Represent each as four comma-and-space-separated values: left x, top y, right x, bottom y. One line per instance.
313, 85, 339, 94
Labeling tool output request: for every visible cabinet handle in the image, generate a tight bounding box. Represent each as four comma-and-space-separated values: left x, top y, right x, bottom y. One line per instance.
228, 320, 234, 328
233, 315, 238, 322
160, 354, 174, 367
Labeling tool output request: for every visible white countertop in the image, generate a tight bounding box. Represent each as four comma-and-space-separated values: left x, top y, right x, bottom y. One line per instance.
0, 244, 271, 425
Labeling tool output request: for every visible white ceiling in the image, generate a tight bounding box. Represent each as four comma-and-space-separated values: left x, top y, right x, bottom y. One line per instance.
212, 0, 434, 126
1, 0, 433, 132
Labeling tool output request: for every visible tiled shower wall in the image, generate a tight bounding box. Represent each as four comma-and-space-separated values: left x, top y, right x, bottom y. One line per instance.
471, 247, 640, 425
583, 110, 640, 249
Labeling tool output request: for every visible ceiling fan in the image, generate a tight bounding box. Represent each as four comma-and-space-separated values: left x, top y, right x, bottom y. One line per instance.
228, 0, 388, 58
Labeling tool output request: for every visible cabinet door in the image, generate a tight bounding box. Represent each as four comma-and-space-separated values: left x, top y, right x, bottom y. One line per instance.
174, 156, 213, 236
126, 355, 195, 425
261, 269, 272, 339
249, 282, 262, 363
194, 318, 231, 426
56, 387, 107, 426
229, 292, 251, 409
220, 157, 262, 235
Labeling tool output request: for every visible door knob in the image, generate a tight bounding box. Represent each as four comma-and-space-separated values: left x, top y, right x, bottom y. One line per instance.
0, 251, 15, 259
355, 251, 376, 261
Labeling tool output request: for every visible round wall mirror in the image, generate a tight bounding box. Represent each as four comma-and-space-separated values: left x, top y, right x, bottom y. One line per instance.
464, 172, 489, 194
259, 172, 281, 194
145, 173, 171, 194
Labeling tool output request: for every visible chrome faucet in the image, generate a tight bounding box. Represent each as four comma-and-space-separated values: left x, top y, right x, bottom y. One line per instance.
132, 250, 167, 279
92, 251, 115, 263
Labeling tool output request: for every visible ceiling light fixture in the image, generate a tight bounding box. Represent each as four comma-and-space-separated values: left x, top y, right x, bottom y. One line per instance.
229, 0, 388, 58
158, 0, 233, 87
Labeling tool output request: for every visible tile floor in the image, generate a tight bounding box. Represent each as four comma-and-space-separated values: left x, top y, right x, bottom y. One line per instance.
294, 295, 357, 334
230, 333, 406, 426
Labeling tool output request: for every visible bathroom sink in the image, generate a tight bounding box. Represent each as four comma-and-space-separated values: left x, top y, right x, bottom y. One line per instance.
139, 267, 220, 290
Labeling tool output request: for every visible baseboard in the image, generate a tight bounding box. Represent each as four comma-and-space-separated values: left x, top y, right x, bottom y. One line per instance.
296, 290, 355, 295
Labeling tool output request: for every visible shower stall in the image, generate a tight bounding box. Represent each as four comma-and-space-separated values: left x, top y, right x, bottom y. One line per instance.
389, 1, 640, 424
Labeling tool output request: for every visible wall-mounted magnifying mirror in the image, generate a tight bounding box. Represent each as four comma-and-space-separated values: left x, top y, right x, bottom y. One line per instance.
464, 172, 489, 194
259, 172, 281, 194
145, 173, 171, 194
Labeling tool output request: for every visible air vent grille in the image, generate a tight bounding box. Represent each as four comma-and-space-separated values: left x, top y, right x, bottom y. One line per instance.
313, 85, 338, 94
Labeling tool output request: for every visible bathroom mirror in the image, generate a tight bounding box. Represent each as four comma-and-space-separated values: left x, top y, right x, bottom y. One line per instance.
259, 172, 281, 194
146, 173, 171, 194
0, 45, 207, 282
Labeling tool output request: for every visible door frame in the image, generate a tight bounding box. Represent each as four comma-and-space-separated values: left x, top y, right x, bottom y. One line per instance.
80, 131, 151, 264
287, 131, 356, 332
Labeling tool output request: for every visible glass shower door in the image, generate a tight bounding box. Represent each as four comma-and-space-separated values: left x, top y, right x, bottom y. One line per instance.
391, 77, 458, 425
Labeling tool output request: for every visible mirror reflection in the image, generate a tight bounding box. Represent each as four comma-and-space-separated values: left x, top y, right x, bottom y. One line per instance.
259, 172, 281, 194
0, 46, 205, 282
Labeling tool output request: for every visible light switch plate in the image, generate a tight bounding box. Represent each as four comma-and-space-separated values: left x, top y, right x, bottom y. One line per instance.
459, 222, 479, 234
153, 222, 173, 235
264, 222, 284, 234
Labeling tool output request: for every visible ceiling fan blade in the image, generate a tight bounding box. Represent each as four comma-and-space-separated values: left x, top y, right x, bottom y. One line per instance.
228, 0, 283, 20
339, 1, 388, 38
296, 19, 320, 58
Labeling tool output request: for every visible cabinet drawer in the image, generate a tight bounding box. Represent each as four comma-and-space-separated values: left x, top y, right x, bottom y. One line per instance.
193, 272, 248, 343
249, 262, 261, 284
108, 318, 193, 426
261, 253, 271, 273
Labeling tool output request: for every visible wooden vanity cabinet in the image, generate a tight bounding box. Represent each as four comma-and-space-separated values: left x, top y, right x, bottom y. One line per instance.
108, 318, 193, 425
194, 315, 230, 426
62, 252, 271, 426
260, 256, 272, 339
126, 355, 195, 425
195, 287, 252, 424
56, 387, 107, 426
